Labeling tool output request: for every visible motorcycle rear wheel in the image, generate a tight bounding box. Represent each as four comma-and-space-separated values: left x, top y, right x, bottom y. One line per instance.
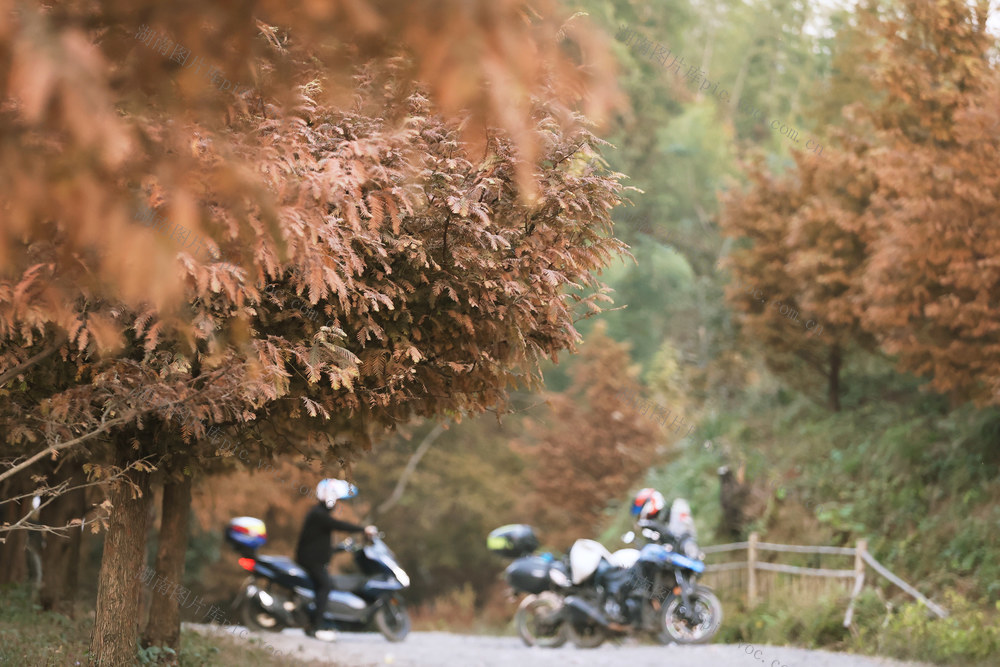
515, 593, 567, 648
374, 595, 411, 642
566, 620, 606, 649
658, 585, 722, 645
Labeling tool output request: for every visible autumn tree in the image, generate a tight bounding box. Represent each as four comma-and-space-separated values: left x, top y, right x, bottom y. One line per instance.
520, 322, 661, 548
0, 0, 623, 312
351, 417, 532, 606
716, 1, 886, 412
721, 0, 1000, 410
854, 0, 1000, 407
1, 4, 630, 663
719, 139, 878, 411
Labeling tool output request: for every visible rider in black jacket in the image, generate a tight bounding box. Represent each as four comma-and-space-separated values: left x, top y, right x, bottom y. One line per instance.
295, 479, 376, 638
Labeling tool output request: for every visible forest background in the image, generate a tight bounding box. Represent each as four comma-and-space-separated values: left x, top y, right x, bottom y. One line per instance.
2, 0, 1000, 665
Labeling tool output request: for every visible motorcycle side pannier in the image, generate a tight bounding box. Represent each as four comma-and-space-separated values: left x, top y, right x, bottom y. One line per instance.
225, 516, 267, 556
487, 524, 539, 558
504, 555, 552, 594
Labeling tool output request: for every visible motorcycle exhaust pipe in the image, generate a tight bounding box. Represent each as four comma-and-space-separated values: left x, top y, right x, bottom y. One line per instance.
564, 596, 630, 633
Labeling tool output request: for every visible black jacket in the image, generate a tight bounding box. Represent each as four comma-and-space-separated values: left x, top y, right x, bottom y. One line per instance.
295, 502, 366, 566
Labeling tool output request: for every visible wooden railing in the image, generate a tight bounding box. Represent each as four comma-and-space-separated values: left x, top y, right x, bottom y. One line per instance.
701, 532, 948, 625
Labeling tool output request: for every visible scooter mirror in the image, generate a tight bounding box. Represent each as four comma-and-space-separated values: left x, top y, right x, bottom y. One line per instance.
622, 531, 635, 544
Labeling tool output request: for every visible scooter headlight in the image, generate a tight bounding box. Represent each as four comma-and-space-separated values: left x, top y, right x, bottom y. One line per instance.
387, 561, 410, 587
258, 590, 274, 607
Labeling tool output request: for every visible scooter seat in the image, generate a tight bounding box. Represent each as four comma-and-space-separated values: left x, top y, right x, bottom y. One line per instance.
255, 555, 315, 588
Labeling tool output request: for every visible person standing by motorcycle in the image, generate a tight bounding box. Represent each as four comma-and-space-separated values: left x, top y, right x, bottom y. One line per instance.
295, 479, 378, 640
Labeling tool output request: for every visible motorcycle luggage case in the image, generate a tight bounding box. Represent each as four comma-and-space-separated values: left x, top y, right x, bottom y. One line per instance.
225, 516, 267, 556
504, 555, 552, 594
487, 524, 539, 558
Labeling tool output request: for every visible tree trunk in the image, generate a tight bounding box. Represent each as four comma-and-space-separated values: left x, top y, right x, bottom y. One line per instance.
828, 343, 842, 412
90, 437, 153, 667
39, 463, 87, 614
0, 476, 31, 585
64, 487, 85, 610
143, 473, 192, 650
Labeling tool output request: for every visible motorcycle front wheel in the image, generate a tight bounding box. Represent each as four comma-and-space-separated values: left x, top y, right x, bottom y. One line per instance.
515, 593, 567, 648
658, 584, 723, 645
374, 595, 411, 642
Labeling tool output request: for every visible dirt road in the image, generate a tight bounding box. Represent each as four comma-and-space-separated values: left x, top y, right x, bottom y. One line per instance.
188, 624, 932, 667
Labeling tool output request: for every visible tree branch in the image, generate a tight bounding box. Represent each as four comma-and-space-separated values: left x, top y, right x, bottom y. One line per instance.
0, 369, 231, 486
0, 335, 67, 387
372, 422, 446, 517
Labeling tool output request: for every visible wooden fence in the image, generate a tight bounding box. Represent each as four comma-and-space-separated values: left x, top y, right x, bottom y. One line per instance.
700, 532, 948, 626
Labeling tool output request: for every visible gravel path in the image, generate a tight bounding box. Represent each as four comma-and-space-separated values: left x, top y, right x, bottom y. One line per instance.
187, 624, 932, 667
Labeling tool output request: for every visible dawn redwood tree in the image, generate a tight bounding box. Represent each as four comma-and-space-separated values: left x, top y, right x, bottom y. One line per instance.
720, 136, 879, 411
142, 445, 193, 649
0, 0, 621, 313
718, 0, 1000, 411
1, 7, 629, 664
722, 0, 1000, 410
37, 456, 88, 614
520, 322, 660, 547
854, 0, 1000, 407
717, 0, 886, 412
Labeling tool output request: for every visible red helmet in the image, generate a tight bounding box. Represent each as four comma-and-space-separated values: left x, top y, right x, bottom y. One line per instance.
631, 488, 665, 521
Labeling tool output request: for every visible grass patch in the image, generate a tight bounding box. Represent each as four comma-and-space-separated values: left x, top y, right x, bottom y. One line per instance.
0, 584, 320, 666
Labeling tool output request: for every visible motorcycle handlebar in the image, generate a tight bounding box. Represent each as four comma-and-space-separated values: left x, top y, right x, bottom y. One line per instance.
334, 538, 362, 553
334, 530, 385, 553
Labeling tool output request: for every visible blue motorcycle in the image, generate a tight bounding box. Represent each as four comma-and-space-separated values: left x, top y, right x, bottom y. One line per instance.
561, 527, 723, 647
226, 517, 411, 642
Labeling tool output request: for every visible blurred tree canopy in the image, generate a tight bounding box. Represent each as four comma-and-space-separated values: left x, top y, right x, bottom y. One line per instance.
1, 0, 631, 662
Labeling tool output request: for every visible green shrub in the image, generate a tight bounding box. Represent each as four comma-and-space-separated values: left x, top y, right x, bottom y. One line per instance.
138, 644, 178, 665
715, 594, 847, 650
862, 593, 1000, 666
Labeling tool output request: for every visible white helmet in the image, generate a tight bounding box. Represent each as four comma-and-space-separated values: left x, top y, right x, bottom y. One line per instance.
316, 479, 358, 510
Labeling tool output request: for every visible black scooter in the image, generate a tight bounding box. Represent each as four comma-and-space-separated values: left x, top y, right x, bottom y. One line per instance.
229, 526, 411, 642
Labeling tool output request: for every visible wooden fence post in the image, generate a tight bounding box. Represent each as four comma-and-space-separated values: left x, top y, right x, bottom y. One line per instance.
747, 532, 759, 607
843, 539, 867, 628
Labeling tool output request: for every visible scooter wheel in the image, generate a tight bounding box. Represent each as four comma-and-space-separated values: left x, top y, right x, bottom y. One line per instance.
241, 588, 287, 633
375, 595, 411, 642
